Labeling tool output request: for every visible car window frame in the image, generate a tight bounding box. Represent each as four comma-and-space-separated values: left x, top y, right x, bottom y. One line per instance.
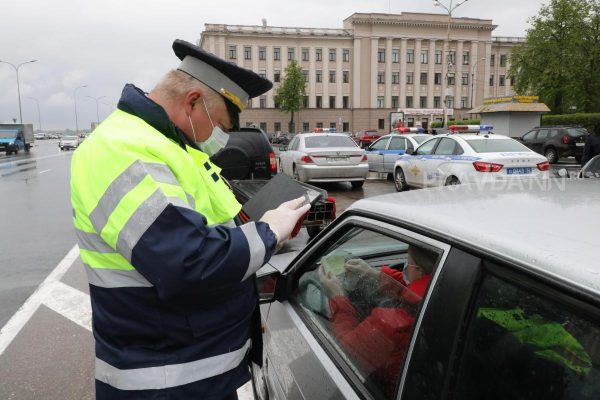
370, 136, 390, 151
522, 130, 537, 141
415, 138, 439, 155
278, 214, 451, 400
434, 138, 458, 155
388, 136, 407, 151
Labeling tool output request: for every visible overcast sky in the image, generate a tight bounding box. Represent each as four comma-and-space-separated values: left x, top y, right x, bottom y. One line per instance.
0, 0, 547, 131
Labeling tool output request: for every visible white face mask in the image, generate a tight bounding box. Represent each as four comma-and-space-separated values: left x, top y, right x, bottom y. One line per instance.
188, 97, 230, 156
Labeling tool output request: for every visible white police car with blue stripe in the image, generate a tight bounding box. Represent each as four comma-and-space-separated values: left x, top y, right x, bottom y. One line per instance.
392, 126, 550, 191
366, 128, 433, 175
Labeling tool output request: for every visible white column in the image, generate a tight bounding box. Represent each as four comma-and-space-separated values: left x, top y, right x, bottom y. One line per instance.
483, 41, 492, 99
455, 40, 464, 109
385, 37, 393, 108
471, 40, 479, 108
252, 45, 259, 108
309, 46, 316, 108
399, 38, 408, 108
370, 38, 379, 109
413, 39, 422, 105
267, 46, 274, 108
428, 40, 436, 107
323, 45, 329, 108
336, 46, 343, 108
353, 38, 361, 108
217, 37, 225, 59
208, 36, 216, 54
442, 39, 450, 110
237, 45, 244, 67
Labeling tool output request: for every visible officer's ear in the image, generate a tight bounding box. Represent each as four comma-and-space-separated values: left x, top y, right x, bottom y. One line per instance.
184, 89, 202, 115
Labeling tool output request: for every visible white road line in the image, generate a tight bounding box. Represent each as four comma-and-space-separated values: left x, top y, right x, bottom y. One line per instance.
38, 169, 51, 174
43, 281, 92, 332
0, 244, 80, 356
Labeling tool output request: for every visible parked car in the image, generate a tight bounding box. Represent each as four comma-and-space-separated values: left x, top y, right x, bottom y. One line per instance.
34, 133, 48, 140
58, 135, 80, 150
393, 134, 549, 191
352, 129, 381, 148
517, 126, 588, 164
365, 133, 433, 175
578, 154, 600, 178
278, 133, 369, 189
252, 180, 600, 400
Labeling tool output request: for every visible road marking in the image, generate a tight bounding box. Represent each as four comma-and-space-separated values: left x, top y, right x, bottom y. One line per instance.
38, 169, 51, 174
43, 281, 92, 332
0, 244, 80, 356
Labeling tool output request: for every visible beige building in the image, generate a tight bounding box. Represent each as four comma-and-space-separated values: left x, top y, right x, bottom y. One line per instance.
199, 12, 523, 134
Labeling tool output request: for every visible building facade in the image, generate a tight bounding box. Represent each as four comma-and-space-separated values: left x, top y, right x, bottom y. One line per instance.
199, 12, 523, 134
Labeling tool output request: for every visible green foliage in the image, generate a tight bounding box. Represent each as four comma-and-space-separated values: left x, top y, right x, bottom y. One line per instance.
431, 119, 480, 128
274, 60, 306, 131
510, 0, 600, 114
541, 113, 600, 132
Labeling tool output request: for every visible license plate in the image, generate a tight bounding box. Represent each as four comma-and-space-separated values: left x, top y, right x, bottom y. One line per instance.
327, 157, 346, 162
507, 167, 533, 175
576, 142, 585, 147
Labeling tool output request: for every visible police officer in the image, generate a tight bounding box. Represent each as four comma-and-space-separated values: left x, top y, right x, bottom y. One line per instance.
581, 122, 600, 166
70, 39, 309, 399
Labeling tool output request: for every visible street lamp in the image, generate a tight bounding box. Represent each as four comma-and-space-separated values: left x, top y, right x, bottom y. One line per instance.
87, 95, 106, 126
470, 58, 486, 108
0, 59, 38, 124
26, 97, 42, 132
433, 0, 469, 127
73, 85, 87, 135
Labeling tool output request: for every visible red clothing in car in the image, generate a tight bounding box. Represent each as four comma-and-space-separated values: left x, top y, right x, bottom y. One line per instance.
328, 267, 431, 393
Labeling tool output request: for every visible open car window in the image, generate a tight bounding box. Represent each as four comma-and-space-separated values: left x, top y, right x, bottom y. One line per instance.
291, 224, 443, 400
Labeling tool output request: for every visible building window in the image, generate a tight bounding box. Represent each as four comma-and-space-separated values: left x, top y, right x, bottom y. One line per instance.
461, 96, 468, 109
420, 96, 427, 108
435, 50, 442, 64
406, 96, 413, 108
421, 50, 428, 64
303, 96, 308, 108
302, 70, 308, 83
500, 54, 507, 67
343, 122, 349, 132
343, 96, 349, 109
489, 74, 495, 86
406, 72, 414, 84
274, 70, 281, 83
377, 96, 384, 108
327, 122, 334, 129
462, 73, 469, 86
316, 122, 323, 129
329, 96, 336, 108
378, 119, 385, 129
420, 72, 428, 85
499, 75, 506, 86
274, 99, 280, 109
434, 96, 441, 108
274, 47, 280, 61
303, 122, 309, 132
378, 49, 385, 63
244, 46, 252, 60
259, 47, 266, 60
446, 96, 454, 108
258, 69, 266, 79
377, 71, 385, 84
434, 72, 442, 85
302, 48, 309, 61
511, 76, 516, 86
392, 72, 400, 84
316, 96, 322, 108
274, 122, 281, 132
343, 48, 350, 62
259, 96, 266, 108
329, 70, 336, 83
392, 96, 399, 108
343, 70, 349, 83
463, 51, 470, 65
316, 70, 322, 83
246, 99, 252, 109
316, 48, 322, 61
407, 49, 414, 64
260, 122, 267, 131
448, 50, 456, 65
329, 48, 336, 62
229, 45, 237, 59
447, 73, 455, 86
288, 47, 295, 61
392, 48, 400, 63
490, 54, 495, 66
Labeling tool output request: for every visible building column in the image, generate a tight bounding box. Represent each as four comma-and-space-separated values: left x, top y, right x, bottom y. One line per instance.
352, 38, 361, 109
336, 46, 343, 109
323, 45, 329, 108
217, 37, 225, 59
413, 39, 422, 106
399, 38, 408, 108
385, 37, 393, 108
442, 38, 450, 113
470, 40, 479, 108
370, 37, 379, 109
252, 44, 259, 108
309, 46, 316, 108
237, 45, 244, 67
267, 46, 274, 108
455, 40, 464, 110
484, 41, 492, 99
428, 40, 436, 108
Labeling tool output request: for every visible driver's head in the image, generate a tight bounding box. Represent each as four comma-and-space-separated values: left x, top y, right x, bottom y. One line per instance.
405, 245, 438, 283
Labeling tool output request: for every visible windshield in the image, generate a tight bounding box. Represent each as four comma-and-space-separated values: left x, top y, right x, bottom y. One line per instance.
567, 128, 587, 138
305, 136, 357, 148
0, 130, 18, 139
466, 139, 531, 153
413, 136, 431, 144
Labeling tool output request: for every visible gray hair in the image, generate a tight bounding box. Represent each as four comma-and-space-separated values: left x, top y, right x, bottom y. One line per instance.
152, 69, 222, 110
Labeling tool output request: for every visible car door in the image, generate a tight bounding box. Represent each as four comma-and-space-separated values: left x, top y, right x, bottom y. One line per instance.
519, 130, 538, 151
383, 136, 408, 173
532, 129, 549, 154
280, 136, 299, 176
261, 215, 450, 400
365, 136, 391, 172
405, 138, 439, 187
430, 137, 461, 186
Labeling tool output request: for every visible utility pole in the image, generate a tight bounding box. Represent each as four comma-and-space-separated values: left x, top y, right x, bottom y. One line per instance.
0, 59, 38, 123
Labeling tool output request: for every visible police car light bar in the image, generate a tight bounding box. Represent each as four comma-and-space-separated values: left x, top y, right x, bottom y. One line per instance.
448, 125, 494, 132
396, 127, 425, 133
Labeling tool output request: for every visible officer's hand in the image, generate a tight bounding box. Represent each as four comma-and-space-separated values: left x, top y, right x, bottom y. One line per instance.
260, 197, 311, 245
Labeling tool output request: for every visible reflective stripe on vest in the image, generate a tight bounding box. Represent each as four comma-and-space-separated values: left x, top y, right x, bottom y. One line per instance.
95, 339, 251, 390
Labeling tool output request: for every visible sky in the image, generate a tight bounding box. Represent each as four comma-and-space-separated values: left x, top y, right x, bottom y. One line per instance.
0, 0, 547, 131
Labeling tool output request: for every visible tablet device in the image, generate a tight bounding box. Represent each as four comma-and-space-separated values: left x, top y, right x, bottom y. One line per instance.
242, 174, 323, 221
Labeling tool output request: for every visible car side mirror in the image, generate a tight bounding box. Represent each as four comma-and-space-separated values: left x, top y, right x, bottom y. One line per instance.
282, 146, 288, 151
405, 149, 415, 155
256, 269, 281, 304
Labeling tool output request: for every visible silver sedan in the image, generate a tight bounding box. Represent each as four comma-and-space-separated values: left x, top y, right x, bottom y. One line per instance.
278, 133, 369, 189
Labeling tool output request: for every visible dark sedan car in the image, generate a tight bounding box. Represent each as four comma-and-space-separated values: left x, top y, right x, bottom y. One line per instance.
252, 180, 600, 400
518, 126, 588, 163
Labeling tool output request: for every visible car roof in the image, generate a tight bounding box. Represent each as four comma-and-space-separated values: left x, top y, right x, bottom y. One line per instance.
297, 133, 351, 138
349, 180, 600, 297
445, 134, 513, 140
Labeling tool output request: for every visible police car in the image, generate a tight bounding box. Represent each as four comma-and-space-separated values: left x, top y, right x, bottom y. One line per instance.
365, 128, 433, 175
393, 125, 549, 191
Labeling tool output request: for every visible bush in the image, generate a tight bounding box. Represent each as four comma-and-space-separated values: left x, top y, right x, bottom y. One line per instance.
541, 113, 600, 132
431, 119, 480, 128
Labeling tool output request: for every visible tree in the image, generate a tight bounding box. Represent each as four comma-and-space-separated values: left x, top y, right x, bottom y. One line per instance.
509, 0, 599, 114
274, 60, 306, 132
